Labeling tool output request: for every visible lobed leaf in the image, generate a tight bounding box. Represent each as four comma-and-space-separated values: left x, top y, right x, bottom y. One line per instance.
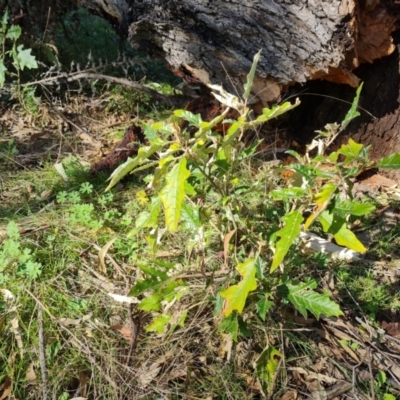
256, 98, 300, 123
138, 294, 163, 312
106, 139, 164, 191
304, 183, 337, 230
174, 109, 202, 127
221, 258, 258, 316
377, 153, 400, 169
146, 314, 171, 334
319, 211, 366, 253
271, 210, 303, 273
5, 24, 21, 41
333, 200, 375, 218
159, 157, 191, 233
278, 280, 343, 319
256, 295, 274, 321
15, 45, 38, 70
255, 346, 283, 389
127, 197, 161, 237
336, 139, 363, 164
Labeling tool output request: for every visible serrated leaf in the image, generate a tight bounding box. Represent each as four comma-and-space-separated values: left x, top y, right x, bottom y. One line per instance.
218, 314, 239, 342
1, 9, 9, 26
184, 181, 196, 195
221, 258, 257, 316
337, 139, 363, 164
341, 83, 363, 129
106, 139, 164, 191
5, 25, 21, 41
377, 153, 400, 169
278, 280, 343, 319
0, 59, 7, 88
328, 150, 340, 163
271, 210, 303, 272
136, 190, 149, 205
223, 121, 242, 145
286, 163, 317, 182
255, 346, 283, 389
143, 122, 159, 142
159, 157, 190, 233
243, 49, 261, 101
129, 277, 162, 297
138, 294, 162, 311
140, 264, 169, 280
145, 314, 171, 334
333, 200, 375, 218
170, 309, 188, 332
181, 202, 201, 230
319, 211, 366, 253
128, 197, 161, 237
285, 149, 303, 163
256, 295, 274, 321
15, 45, 37, 70
271, 187, 306, 201
304, 183, 337, 230
160, 280, 188, 303
174, 109, 202, 127
256, 98, 300, 123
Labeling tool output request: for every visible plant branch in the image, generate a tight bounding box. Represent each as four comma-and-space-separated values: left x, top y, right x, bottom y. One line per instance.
25, 71, 189, 106
37, 305, 48, 400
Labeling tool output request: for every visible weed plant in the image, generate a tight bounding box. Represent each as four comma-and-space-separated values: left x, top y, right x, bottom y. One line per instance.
2, 42, 400, 400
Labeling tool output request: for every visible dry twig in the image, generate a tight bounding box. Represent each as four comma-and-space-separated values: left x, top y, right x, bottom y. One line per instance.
37, 306, 48, 400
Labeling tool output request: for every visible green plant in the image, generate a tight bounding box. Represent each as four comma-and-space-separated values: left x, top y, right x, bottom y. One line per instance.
103, 52, 400, 353
0, 221, 43, 283
375, 370, 396, 400
0, 9, 38, 90
0, 137, 18, 164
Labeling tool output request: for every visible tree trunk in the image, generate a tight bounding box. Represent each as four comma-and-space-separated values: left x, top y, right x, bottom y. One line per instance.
285, 29, 400, 180
75, 0, 400, 180
77, 0, 400, 104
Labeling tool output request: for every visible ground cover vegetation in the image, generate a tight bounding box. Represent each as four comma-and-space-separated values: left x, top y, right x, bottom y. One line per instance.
1, 6, 400, 400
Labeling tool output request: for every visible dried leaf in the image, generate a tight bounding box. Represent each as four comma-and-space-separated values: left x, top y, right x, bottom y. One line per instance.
137, 364, 161, 388
107, 293, 140, 304
380, 321, 400, 338
0, 376, 11, 400
110, 324, 131, 342
59, 313, 92, 327
223, 229, 236, 267
54, 162, 68, 182
278, 391, 298, 400
98, 237, 117, 273
359, 173, 397, 189
78, 370, 89, 397
10, 313, 23, 357
219, 333, 233, 361
26, 363, 36, 385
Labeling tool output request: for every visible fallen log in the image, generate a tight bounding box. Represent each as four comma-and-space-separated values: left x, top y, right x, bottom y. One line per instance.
76, 0, 400, 104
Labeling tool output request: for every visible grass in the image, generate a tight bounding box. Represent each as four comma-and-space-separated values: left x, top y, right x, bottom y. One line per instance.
2, 151, 400, 399
3, 136, 400, 398
2, 5, 400, 400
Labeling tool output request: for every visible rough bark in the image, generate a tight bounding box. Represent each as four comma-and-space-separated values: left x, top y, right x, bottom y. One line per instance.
283, 29, 400, 180
76, 0, 400, 104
